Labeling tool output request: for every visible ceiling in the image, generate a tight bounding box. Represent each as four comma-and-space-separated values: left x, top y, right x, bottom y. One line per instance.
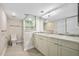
1, 3, 64, 20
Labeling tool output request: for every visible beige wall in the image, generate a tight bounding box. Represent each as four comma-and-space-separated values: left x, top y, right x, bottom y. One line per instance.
7, 17, 23, 43
0, 7, 8, 55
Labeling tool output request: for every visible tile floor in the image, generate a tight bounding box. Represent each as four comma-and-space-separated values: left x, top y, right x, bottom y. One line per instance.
5, 43, 43, 56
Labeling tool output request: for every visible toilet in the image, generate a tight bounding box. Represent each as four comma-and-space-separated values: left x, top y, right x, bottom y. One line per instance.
11, 33, 17, 46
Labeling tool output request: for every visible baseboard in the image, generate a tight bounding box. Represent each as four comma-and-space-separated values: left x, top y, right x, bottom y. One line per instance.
16, 41, 22, 43
1, 45, 7, 56
24, 46, 34, 51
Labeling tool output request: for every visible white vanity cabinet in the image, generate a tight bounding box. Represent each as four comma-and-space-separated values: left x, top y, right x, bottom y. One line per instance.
59, 40, 79, 56
33, 33, 79, 56
33, 35, 48, 55
33, 34, 58, 56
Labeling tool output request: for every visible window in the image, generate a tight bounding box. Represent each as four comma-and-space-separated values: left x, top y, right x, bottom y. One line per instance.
23, 15, 36, 31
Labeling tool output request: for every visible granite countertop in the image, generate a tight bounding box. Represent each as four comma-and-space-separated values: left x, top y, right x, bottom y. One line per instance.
34, 32, 79, 43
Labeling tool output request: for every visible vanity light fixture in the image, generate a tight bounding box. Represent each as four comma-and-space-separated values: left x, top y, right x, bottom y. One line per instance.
42, 11, 56, 18
42, 11, 56, 19
41, 4, 65, 19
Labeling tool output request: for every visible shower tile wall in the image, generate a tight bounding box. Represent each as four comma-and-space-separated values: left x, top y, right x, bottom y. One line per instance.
7, 18, 23, 43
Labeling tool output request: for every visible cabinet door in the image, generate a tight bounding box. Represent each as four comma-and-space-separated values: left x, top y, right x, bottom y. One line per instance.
48, 42, 58, 56
34, 38, 40, 50
34, 37, 47, 55
38, 38, 48, 56
37, 38, 42, 51
61, 46, 79, 56
34, 38, 38, 48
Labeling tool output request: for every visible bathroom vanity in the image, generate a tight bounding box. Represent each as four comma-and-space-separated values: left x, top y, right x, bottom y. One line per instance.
33, 33, 79, 56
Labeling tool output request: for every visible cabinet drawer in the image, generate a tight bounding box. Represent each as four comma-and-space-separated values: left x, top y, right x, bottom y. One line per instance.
59, 40, 79, 50
48, 42, 58, 56
47, 37, 58, 43
61, 46, 79, 56
39, 39, 48, 56
34, 34, 45, 40
34, 34, 58, 43
34, 34, 40, 38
